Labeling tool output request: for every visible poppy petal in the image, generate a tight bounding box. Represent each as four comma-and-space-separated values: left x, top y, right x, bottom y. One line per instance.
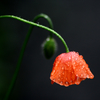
50, 51, 94, 87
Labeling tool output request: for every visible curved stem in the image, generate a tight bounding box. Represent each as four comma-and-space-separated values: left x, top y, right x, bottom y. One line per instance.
28, 13, 53, 39
0, 15, 69, 100
2, 14, 54, 100
0, 15, 69, 52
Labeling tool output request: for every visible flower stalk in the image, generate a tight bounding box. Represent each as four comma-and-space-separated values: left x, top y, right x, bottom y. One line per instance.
0, 14, 69, 100
0, 15, 69, 53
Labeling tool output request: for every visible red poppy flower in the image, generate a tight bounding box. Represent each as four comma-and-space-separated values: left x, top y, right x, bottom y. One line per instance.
50, 51, 94, 87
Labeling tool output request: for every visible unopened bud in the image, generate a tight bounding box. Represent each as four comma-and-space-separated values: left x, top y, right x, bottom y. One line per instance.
42, 37, 57, 59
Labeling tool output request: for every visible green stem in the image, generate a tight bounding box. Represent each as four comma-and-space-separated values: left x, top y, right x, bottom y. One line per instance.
2, 14, 54, 100
28, 13, 53, 39
0, 15, 69, 52
0, 15, 69, 100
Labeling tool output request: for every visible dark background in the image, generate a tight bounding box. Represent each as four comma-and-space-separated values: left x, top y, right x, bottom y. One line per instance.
0, 0, 99, 100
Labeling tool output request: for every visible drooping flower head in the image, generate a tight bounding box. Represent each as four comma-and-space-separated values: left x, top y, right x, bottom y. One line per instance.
50, 51, 94, 87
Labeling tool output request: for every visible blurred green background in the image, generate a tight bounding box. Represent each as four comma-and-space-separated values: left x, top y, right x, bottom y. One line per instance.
0, 0, 99, 100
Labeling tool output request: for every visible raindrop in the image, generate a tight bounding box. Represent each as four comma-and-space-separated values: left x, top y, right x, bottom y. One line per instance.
87, 75, 89, 78
62, 66, 64, 70
76, 74, 78, 77
60, 81, 63, 84
58, 78, 60, 81
53, 79, 55, 81
80, 63, 82, 65
75, 58, 78, 60
77, 77, 79, 81
90, 75, 93, 78
62, 72, 64, 75
67, 64, 70, 67
70, 80, 73, 83
59, 74, 61, 77
82, 65, 85, 69
44, 15, 48, 18
73, 66, 75, 69
65, 82, 68, 84
73, 62, 75, 65
81, 74, 83, 77
68, 57, 71, 60
51, 70, 55, 75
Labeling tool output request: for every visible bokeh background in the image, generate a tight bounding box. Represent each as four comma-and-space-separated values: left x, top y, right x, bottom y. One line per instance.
0, 0, 99, 100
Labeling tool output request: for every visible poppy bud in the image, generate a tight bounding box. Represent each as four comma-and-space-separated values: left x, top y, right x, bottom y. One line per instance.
42, 37, 57, 59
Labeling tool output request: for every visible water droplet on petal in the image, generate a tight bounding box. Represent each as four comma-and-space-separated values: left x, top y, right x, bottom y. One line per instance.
60, 81, 63, 84
73, 66, 75, 69
81, 74, 83, 77
69, 57, 71, 60
75, 58, 78, 60
50, 51, 94, 87
87, 75, 89, 78
62, 66, 64, 70
70, 80, 73, 83
80, 63, 82, 65
62, 72, 64, 75
77, 77, 79, 81
53, 79, 55, 81
59, 74, 61, 77
66, 82, 68, 84
51, 70, 55, 75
